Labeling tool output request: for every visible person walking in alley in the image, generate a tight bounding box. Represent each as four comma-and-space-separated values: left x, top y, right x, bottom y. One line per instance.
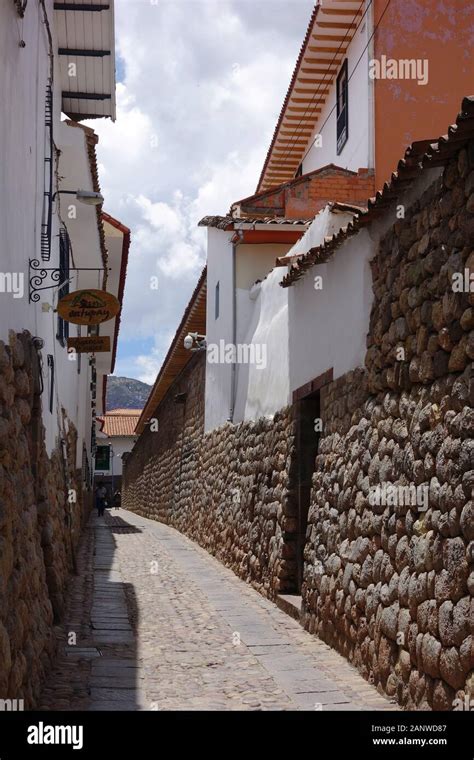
96, 483, 107, 517
113, 490, 121, 510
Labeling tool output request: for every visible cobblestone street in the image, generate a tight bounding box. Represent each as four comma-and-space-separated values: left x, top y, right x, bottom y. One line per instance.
39, 509, 398, 712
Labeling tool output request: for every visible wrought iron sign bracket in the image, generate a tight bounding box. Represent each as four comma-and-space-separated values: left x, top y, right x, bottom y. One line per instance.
29, 259, 110, 303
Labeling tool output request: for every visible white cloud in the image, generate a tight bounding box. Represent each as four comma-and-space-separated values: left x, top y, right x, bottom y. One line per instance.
134, 328, 176, 385
136, 196, 183, 236
87, 0, 315, 379
135, 353, 163, 386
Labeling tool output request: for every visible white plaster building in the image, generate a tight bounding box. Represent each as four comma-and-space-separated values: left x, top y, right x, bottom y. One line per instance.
0, 1, 128, 490
197, 0, 474, 433
198, 1, 378, 432
95, 409, 141, 492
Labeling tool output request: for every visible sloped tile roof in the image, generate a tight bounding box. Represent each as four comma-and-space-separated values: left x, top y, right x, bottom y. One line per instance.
198, 215, 312, 230
97, 410, 141, 437
257, 1, 365, 192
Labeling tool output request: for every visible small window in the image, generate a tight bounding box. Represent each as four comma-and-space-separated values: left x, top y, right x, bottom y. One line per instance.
95, 445, 110, 471
215, 281, 220, 320
47, 354, 54, 413
82, 445, 90, 485
56, 227, 70, 346
336, 59, 349, 155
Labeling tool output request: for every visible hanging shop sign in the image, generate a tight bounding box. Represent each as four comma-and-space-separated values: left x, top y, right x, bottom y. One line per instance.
67, 336, 111, 354
57, 289, 120, 325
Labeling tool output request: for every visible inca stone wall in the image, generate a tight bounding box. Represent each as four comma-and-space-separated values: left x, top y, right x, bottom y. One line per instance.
188, 407, 297, 596
123, 352, 206, 529
124, 144, 473, 710
303, 145, 474, 710
0, 331, 90, 708
123, 352, 298, 597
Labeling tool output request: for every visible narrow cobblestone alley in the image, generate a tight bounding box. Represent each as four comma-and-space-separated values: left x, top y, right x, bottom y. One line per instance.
38, 509, 398, 712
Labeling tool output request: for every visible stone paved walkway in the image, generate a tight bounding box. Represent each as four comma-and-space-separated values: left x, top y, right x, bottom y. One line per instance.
39, 509, 398, 711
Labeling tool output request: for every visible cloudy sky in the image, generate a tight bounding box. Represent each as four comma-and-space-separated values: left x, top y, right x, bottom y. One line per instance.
89, 0, 314, 385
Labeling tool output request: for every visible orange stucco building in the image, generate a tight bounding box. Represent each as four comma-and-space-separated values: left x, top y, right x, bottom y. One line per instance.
257, 0, 474, 198
373, 0, 474, 189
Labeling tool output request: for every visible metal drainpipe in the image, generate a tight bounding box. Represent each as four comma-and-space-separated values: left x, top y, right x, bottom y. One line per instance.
228, 240, 237, 422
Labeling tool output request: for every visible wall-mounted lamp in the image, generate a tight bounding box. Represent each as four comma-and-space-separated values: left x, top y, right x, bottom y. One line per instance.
183, 332, 206, 351
52, 189, 104, 206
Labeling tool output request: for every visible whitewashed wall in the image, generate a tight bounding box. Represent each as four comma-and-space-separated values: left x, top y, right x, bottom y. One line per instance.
204, 232, 295, 430
231, 208, 372, 423
204, 227, 234, 432
234, 267, 290, 421
95, 435, 135, 477
287, 228, 374, 393
229, 169, 443, 426
0, 0, 55, 337
0, 1, 97, 465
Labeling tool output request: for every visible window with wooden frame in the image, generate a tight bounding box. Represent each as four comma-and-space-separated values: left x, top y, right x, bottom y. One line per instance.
56, 227, 70, 347
336, 59, 349, 155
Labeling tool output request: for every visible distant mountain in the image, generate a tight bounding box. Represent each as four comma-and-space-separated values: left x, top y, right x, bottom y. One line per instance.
106, 376, 152, 411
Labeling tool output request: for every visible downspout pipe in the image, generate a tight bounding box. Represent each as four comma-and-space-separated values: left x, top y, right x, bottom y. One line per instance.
228, 239, 237, 422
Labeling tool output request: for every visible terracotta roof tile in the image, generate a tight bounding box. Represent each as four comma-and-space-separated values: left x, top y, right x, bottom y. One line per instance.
107, 408, 143, 415
97, 410, 141, 437
198, 215, 312, 230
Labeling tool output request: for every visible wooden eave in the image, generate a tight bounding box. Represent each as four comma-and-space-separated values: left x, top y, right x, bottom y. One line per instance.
257, 0, 364, 193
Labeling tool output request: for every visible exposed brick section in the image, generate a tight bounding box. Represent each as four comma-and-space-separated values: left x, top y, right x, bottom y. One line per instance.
237, 164, 375, 220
